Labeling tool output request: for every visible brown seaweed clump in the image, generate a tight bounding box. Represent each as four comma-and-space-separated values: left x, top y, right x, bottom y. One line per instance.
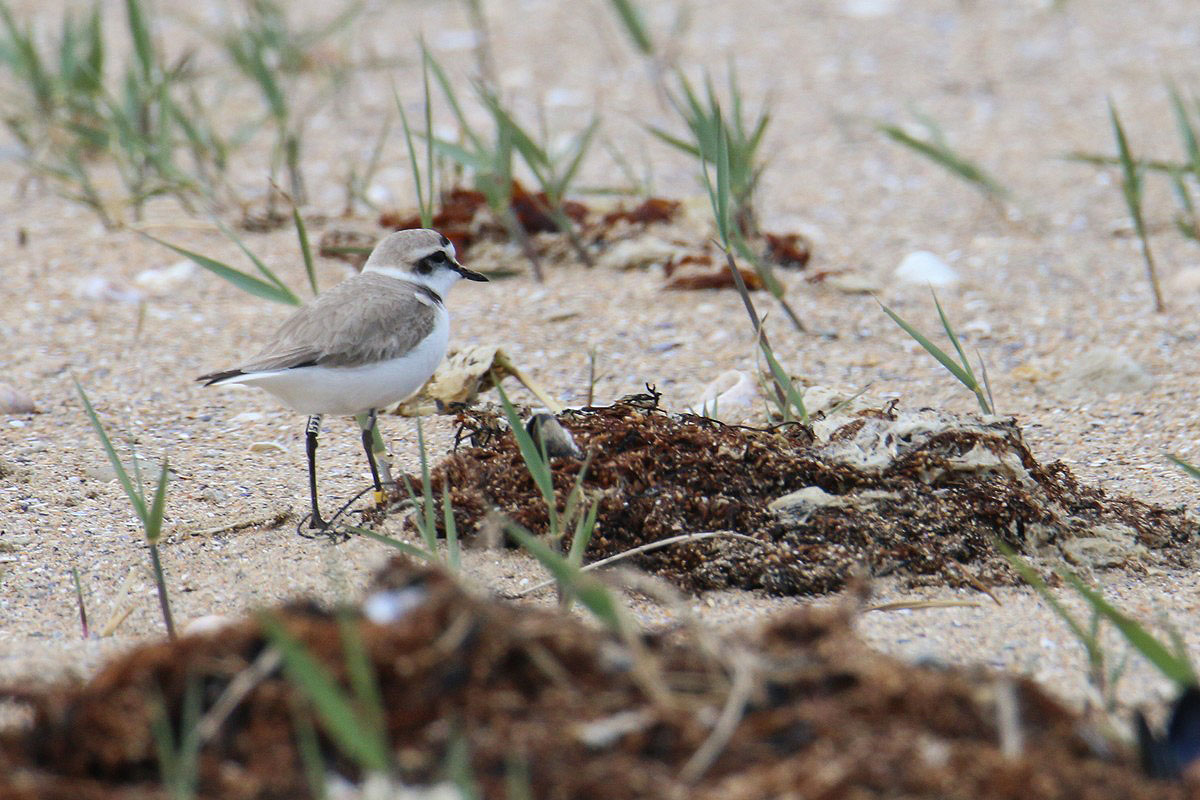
428, 397, 1194, 595
0, 558, 1192, 800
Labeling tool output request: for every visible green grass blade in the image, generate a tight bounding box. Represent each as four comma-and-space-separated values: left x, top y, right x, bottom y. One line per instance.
142, 233, 301, 306
555, 116, 601, 200
1059, 570, 1196, 685
878, 121, 1009, 200
345, 524, 437, 563
415, 418, 437, 553
714, 107, 732, 242
422, 44, 481, 152
931, 290, 977, 384
760, 340, 808, 424
430, 137, 489, 173
124, 0, 155, 84
289, 699, 328, 800
645, 124, 701, 158
337, 614, 385, 747
145, 457, 169, 544
76, 382, 148, 524
422, 48, 435, 226
261, 614, 391, 772
504, 522, 623, 633
606, 0, 654, 55
1109, 99, 1144, 221
443, 730, 482, 800
495, 385, 556, 508
292, 207, 318, 297
996, 541, 1101, 666
147, 541, 175, 639
1168, 454, 1200, 480
71, 566, 89, 638
1108, 97, 1164, 311
878, 300, 976, 389
443, 484, 460, 571
567, 501, 599, 567
217, 221, 298, 298
1169, 84, 1200, 178
395, 82, 431, 228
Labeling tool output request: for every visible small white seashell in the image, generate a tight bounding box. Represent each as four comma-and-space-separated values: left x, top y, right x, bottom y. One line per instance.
695, 370, 760, 423
597, 237, 684, 271
134, 260, 196, 294
894, 251, 959, 287
248, 441, 287, 454
182, 614, 236, 636
75, 275, 144, 303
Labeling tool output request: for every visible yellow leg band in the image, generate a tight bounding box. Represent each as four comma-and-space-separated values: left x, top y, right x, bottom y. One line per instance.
373, 490, 386, 507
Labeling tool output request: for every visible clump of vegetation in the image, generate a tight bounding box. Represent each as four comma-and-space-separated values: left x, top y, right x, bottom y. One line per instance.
217, 0, 365, 210
0, 0, 364, 227
700, 105, 808, 423
0, 0, 239, 226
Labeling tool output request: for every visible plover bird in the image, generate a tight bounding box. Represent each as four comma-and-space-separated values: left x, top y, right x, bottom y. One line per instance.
198, 229, 488, 529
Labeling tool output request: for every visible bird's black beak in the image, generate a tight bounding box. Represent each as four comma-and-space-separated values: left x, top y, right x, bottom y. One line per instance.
454, 261, 489, 282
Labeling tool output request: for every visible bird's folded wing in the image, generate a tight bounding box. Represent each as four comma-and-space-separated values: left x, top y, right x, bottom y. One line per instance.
238, 274, 440, 372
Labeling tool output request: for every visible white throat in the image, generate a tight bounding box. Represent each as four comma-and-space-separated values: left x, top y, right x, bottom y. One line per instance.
364, 264, 461, 298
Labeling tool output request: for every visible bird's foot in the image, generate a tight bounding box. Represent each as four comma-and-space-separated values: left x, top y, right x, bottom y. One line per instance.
297, 512, 348, 543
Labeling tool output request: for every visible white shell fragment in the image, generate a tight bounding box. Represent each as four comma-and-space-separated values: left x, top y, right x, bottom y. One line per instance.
694, 370, 760, 423
75, 275, 144, 303
134, 260, 196, 295
894, 251, 959, 287
596, 236, 683, 271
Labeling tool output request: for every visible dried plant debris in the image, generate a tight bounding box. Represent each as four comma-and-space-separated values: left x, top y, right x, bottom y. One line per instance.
393, 345, 561, 417
0, 560, 1192, 800
665, 262, 765, 291
601, 197, 682, 227
763, 231, 812, 269
374, 184, 809, 283
315, 228, 377, 270
433, 397, 1195, 595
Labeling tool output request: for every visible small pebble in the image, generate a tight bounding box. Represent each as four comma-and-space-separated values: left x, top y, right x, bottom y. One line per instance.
249, 441, 287, 454
0, 383, 36, 415
1054, 347, 1154, 396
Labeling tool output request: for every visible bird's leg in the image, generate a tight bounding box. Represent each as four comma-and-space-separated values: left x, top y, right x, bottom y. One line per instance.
305, 414, 326, 529
359, 409, 386, 506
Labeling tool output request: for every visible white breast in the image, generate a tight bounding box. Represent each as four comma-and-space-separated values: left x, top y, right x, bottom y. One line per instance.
226, 307, 451, 416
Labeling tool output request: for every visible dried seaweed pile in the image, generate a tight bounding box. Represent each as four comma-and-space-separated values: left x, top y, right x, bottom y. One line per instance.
432, 397, 1195, 595
0, 559, 1189, 800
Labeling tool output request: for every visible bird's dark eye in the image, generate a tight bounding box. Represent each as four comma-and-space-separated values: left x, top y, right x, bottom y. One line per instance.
429, 251, 448, 263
